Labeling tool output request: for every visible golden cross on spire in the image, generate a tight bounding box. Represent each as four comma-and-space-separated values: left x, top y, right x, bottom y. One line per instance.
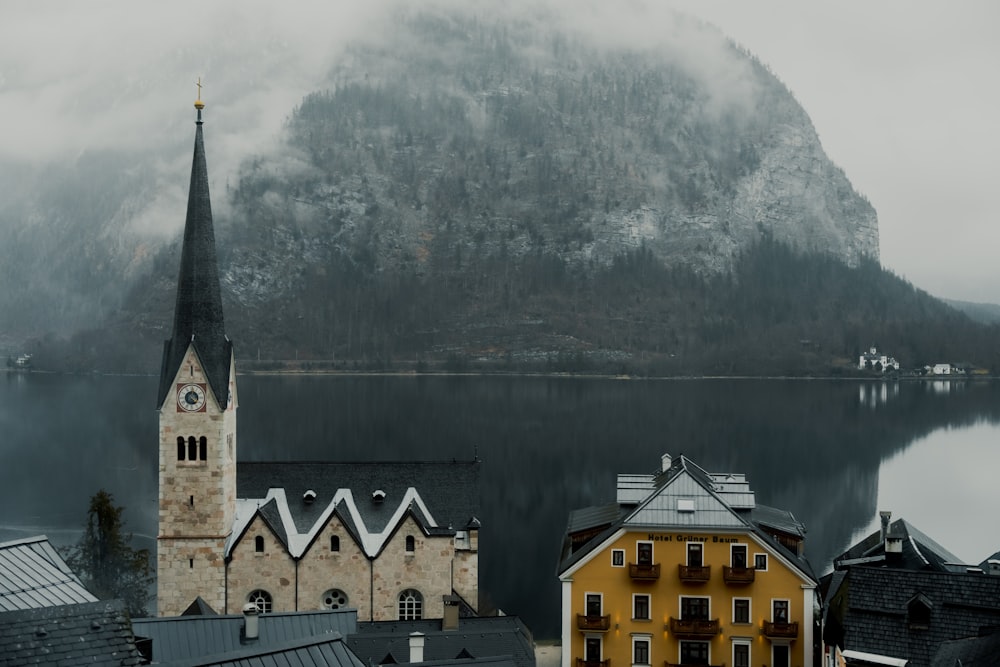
194, 77, 205, 110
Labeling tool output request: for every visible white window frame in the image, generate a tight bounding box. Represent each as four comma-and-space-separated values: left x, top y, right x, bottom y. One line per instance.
686, 542, 704, 566
631, 634, 652, 666
754, 552, 768, 571
732, 639, 751, 667
771, 598, 791, 623
584, 592, 604, 616
730, 542, 748, 567
632, 593, 651, 620
611, 549, 625, 567
677, 640, 711, 665
636, 540, 654, 564
583, 636, 604, 663
678, 595, 711, 620
732, 597, 751, 624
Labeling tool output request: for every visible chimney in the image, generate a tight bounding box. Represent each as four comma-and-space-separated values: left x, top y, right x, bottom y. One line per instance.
443, 595, 460, 631
242, 603, 260, 641
661, 453, 672, 472
879, 510, 891, 542
409, 632, 425, 663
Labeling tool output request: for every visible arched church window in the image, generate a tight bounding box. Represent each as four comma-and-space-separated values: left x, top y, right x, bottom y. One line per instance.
254, 536, 264, 553
247, 589, 272, 613
187, 436, 197, 461
330, 535, 340, 552
405, 535, 415, 553
199, 436, 207, 461
398, 589, 422, 620
177, 436, 185, 461
322, 589, 348, 609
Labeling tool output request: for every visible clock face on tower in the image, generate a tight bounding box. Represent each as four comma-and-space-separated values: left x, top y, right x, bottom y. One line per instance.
177, 383, 207, 412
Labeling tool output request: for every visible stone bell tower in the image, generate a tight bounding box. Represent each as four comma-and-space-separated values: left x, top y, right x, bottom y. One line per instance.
156, 85, 238, 616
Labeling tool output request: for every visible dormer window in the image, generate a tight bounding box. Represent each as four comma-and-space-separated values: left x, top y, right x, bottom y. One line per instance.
678, 499, 695, 513
372, 490, 386, 504
907, 593, 932, 630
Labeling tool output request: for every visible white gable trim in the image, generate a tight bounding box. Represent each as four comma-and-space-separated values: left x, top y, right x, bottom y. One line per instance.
226, 487, 439, 559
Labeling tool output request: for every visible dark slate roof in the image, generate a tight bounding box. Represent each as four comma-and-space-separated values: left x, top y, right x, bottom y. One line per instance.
0, 599, 142, 666
832, 566, 1000, 667
0, 535, 97, 611
566, 503, 624, 535
752, 503, 806, 538
158, 109, 232, 410
834, 518, 963, 572
131, 608, 357, 663
159, 634, 366, 667
182, 596, 219, 616
348, 616, 535, 667
238, 460, 481, 536
931, 629, 1000, 667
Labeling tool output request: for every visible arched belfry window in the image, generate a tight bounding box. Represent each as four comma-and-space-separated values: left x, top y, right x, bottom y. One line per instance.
199, 436, 207, 461
254, 536, 264, 553
187, 436, 197, 461
177, 436, 185, 461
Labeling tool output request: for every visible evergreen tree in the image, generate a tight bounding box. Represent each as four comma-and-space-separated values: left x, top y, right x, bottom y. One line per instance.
64, 489, 153, 617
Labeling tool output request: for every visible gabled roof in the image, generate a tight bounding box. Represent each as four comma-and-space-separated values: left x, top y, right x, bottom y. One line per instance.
348, 616, 535, 667
829, 566, 1000, 666
158, 633, 366, 667
932, 629, 1000, 667
834, 517, 963, 572
559, 454, 815, 583
131, 608, 357, 663
0, 535, 97, 611
158, 106, 232, 409
0, 599, 142, 666
229, 460, 480, 558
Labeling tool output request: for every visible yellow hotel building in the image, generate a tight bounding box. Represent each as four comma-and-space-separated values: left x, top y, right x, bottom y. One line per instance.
558, 454, 818, 667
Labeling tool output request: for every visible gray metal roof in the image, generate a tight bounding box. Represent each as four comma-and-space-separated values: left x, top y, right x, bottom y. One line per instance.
624, 469, 748, 529
132, 608, 357, 663
616, 474, 654, 505
566, 503, 623, 535
159, 634, 366, 667
0, 599, 142, 666
0, 535, 97, 611
349, 616, 535, 667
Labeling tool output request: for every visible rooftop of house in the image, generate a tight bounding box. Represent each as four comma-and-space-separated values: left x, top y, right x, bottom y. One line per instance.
0, 535, 97, 612
833, 515, 965, 572
131, 607, 357, 663
156, 633, 366, 667
348, 616, 535, 667
229, 460, 480, 558
0, 599, 142, 666
558, 453, 814, 582
825, 566, 1000, 666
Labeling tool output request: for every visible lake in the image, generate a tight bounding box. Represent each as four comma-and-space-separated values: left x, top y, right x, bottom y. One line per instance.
1, 372, 998, 638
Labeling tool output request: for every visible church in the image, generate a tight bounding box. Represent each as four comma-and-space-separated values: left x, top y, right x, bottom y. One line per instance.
156, 92, 480, 621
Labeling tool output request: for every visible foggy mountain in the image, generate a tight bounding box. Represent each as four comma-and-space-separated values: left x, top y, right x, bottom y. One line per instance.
5, 6, 990, 374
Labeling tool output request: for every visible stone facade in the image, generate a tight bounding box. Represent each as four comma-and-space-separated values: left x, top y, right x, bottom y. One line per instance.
157, 347, 237, 616
295, 514, 371, 617
225, 516, 295, 614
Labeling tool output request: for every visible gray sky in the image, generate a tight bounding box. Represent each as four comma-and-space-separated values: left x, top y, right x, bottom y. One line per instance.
2, 1, 998, 302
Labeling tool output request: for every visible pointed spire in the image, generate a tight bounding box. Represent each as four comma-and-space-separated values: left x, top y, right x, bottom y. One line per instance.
157, 89, 233, 408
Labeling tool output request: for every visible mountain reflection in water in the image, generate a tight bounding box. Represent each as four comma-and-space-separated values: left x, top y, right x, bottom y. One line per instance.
1, 373, 998, 638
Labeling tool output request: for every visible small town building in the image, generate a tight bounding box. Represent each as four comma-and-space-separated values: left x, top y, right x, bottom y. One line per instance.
858, 346, 900, 372
823, 511, 1000, 667
156, 93, 480, 620
557, 453, 818, 667
0, 535, 97, 611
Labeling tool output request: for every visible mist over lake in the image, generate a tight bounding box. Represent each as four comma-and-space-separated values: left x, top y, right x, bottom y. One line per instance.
1, 372, 997, 637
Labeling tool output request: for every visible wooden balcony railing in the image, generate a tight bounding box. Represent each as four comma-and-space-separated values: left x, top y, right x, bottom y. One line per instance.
668, 617, 720, 638
576, 659, 610, 667
576, 614, 611, 632
763, 620, 799, 638
629, 562, 661, 580
677, 564, 711, 583
665, 662, 724, 667
722, 565, 756, 584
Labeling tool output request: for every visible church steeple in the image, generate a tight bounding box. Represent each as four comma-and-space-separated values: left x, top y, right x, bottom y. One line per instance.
157, 87, 233, 409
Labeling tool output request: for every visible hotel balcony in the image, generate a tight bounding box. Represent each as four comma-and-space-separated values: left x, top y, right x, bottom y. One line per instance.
576, 614, 611, 632
677, 564, 710, 583
665, 662, 723, 667
576, 659, 610, 667
667, 617, 720, 638
629, 562, 661, 581
722, 565, 755, 584
763, 620, 799, 638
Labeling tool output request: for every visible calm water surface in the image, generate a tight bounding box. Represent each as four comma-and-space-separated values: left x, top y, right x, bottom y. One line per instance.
1, 373, 998, 638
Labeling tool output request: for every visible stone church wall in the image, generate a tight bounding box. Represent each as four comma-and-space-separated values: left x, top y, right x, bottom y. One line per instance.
296, 514, 372, 619
226, 516, 296, 614
371, 516, 453, 620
